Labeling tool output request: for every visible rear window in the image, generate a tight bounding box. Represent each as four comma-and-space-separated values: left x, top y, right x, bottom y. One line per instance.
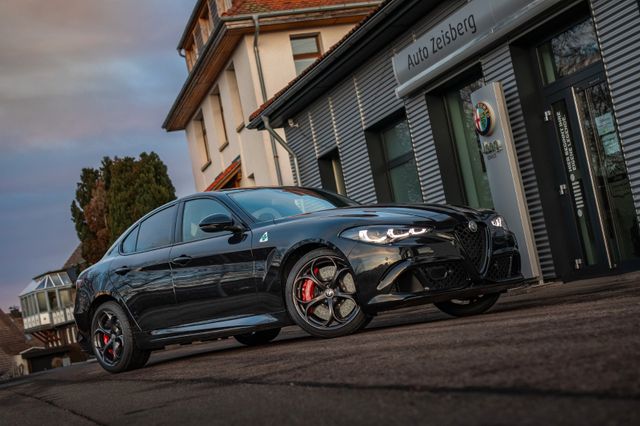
135, 205, 177, 251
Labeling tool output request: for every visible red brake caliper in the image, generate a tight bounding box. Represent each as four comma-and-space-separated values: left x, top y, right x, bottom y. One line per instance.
301, 267, 319, 312
103, 334, 114, 356
302, 279, 315, 302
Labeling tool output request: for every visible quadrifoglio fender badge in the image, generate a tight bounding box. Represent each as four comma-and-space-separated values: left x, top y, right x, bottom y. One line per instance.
259, 232, 269, 243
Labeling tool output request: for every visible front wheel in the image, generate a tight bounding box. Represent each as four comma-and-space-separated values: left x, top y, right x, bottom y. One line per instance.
234, 328, 281, 346
91, 301, 150, 373
434, 293, 501, 317
285, 248, 370, 338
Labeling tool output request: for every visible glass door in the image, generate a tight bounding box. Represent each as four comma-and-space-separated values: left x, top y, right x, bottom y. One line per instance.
544, 74, 640, 277
573, 81, 640, 264
533, 15, 640, 278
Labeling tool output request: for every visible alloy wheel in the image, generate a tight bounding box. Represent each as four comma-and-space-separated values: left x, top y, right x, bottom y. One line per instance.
292, 255, 360, 329
93, 310, 125, 367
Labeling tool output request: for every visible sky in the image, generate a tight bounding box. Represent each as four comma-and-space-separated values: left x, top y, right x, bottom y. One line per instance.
0, 0, 198, 311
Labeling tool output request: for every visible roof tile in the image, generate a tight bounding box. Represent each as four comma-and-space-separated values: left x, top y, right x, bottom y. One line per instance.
223, 0, 361, 16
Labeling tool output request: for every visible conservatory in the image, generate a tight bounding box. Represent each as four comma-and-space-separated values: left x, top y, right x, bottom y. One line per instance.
19, 269, 76, 340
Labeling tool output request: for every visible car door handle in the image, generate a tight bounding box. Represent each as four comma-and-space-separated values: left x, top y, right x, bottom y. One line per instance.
171, 255, 193, 266
114, 266, 131, 276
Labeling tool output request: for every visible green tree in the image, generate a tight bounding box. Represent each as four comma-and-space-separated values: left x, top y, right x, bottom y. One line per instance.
71, 168, 102, 264
70, 152, 176, 265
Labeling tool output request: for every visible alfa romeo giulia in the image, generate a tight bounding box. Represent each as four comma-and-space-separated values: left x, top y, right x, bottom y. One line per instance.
74, 187, 523, 373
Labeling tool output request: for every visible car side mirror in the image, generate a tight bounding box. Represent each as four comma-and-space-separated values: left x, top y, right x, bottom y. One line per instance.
198, 214, 240, 233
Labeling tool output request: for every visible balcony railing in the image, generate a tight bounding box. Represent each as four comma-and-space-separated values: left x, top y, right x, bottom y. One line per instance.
23, 307, 74, 332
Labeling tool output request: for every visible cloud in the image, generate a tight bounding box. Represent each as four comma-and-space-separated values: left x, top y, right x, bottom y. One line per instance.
0, 0, 197, 310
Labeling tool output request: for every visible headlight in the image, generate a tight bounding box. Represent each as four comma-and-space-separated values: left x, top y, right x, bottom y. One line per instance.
490, 215, 508, 230
340, 226, 433, 244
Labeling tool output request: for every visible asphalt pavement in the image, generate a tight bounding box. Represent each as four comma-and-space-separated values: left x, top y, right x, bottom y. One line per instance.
1, 275, 639, 425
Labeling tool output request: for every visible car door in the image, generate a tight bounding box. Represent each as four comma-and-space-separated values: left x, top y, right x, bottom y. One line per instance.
169, 197, 256, 328
108, 204, 178, 332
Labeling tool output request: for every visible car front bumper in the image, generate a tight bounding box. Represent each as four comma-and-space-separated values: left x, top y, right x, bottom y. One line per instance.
346, 226, 525, 313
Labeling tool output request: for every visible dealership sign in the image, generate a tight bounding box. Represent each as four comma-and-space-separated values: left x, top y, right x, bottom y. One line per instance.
392, 0, 562, 97
474, 101, 494, 136
471, 83, 541, 281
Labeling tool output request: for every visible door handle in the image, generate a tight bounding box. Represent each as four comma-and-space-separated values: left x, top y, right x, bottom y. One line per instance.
171, 255, 193, 266
559, 184, 568, 196
114, 266, 131, 276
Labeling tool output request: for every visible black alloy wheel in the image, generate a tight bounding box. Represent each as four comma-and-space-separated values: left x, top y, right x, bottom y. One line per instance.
434, 293, 501, 317
91, 301, 150, 373
234, 328, 281, 346
285, 248, 370, 338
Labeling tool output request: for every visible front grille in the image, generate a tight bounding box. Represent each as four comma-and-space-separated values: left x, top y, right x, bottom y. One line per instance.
418, 261, 470, 292
486, 254, 521, 281
454, 223, 488, 272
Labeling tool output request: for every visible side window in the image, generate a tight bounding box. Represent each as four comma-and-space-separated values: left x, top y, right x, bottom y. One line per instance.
182, 198, 233, 242
121, 226, 138, 254
136, 205, 177, 252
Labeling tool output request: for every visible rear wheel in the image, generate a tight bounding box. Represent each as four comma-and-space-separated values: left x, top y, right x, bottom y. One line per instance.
91, 301, 150, 373
434, 293, 501, 317
285, 248, 370, 338
234, 328, 281, 346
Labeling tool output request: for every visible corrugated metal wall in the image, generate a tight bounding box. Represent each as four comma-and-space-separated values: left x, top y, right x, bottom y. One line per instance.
480, 45, 556, 278
404, 94, 447, 203
281, 0, 556, 278
591, 0, 640, 221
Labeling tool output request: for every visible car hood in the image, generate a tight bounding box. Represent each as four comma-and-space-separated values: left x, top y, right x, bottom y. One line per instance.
272, 204, 491, 226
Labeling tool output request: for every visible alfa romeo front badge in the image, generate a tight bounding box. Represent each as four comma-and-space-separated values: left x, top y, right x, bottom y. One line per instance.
468, 221, 478, 233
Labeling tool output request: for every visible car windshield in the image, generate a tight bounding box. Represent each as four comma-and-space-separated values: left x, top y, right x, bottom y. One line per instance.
228, 188, 357, 222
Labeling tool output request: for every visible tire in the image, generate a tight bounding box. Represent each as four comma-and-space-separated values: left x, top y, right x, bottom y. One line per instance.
285, 248, 370, 338
91, 301, 150, 373
434, 293, 501, 317
234, 328, 281, 346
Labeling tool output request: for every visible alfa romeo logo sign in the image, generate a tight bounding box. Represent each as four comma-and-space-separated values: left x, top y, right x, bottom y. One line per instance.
474, 101, 495, 136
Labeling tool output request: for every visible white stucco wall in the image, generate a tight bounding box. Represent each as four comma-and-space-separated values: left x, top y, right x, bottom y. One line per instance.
184, 23, 355, 192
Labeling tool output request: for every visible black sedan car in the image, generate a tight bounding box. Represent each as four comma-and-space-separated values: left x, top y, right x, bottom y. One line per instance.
74, 187, 523, 373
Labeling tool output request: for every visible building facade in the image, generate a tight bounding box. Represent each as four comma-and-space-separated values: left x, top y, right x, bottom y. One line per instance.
0, 308, 32, 381
19, 269, 81, 350
163, 0, 381, 192
249, 0, 640, 283
15, 246, 88, 374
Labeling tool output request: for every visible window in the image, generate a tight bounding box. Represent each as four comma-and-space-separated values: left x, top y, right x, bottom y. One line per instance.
193, 27, 204, 56
48, 291, 59, 311
229, 188, 355, 222
290, 35, 321, 76
37, 292, 48, 312
186, 46, 197, 71
121, 226, 138, 254
181, 198, 233, 242
136, 205, 177, 252
318, 149, 346, 195
59, 289, 73, 308
443, 75, 494, 209
210, 87, 230, 150
195, 113, 211, 171
366, 117, 423, 203
537, 18, 601, 85
226, 63, 245, 131
199, 7, 212, 42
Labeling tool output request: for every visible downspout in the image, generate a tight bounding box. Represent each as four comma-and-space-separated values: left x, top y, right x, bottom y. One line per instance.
263, 116, 301, 185
253, 15, 284, 186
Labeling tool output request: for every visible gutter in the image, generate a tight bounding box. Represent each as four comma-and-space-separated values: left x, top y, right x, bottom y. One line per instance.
252, 15, 283, 186
263, 116, 302, 185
